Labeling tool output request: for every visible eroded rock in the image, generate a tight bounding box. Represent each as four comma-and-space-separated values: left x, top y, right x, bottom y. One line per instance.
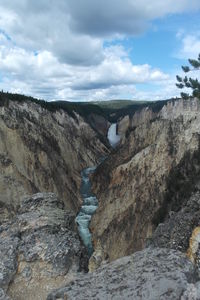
0, 100, 108, 214
149, 190, 200, 272
47, 248, 198, 300
0, 193, 88, 300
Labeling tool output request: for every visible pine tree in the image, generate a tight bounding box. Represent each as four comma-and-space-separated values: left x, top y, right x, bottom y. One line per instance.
176, 53, 200, 100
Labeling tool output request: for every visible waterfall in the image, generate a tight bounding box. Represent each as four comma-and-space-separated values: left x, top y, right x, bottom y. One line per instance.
107, 123, 120, 147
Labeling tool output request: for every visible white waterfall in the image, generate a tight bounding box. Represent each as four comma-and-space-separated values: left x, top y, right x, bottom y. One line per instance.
107, 123, 120, 147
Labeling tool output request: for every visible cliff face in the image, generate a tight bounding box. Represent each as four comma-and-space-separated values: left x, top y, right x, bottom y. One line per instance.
0, 100, 108, 217
117, 107, 157, 144
87, 113, 110, 139
90, 98, 200, 267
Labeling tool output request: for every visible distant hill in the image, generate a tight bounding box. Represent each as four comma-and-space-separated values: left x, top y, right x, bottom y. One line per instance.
93, 99, 148, 109
93, 99, 172, 121
0, 91, 175, 122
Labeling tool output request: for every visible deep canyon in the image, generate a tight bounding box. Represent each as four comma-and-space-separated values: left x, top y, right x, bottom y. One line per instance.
0, 95, 200, 299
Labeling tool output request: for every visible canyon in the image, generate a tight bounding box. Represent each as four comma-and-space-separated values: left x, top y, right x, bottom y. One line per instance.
0, 99, 108, 217
0, 95, 200, 299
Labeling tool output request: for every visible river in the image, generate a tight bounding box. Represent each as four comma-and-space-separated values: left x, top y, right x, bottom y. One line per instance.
75, 166, 98, 256
75, 123, 120, 256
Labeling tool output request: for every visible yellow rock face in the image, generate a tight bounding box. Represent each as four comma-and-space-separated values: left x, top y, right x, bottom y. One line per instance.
187, 226, 200, 264
91, 98, 200, 265
0, 100, 108, 214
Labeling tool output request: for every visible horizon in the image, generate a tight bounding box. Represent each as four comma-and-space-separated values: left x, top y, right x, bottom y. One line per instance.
0, 1, 200, 102
0, 90, 180, 103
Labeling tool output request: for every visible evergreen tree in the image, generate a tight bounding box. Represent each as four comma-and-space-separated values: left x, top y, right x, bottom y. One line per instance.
176, 53, 200, 100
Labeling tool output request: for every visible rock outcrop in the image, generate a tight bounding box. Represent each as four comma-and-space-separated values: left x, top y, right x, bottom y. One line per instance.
47, 247, 199, 300
149, 190, 200, 253
87, 113, 110, 140
90, 98, 200, 266
0, 192, 88, 300
0, 100, 108, 215
117, 104, 159, 143
148, 188, 200, 273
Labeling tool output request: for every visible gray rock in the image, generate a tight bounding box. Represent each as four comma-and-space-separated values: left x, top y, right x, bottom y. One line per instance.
0, 235, 19, 291
149, 191, 200, 253
0, 193, 88, 300
47, 248, 198, 300
181, 282, 200, 299
0, 288, 11, 300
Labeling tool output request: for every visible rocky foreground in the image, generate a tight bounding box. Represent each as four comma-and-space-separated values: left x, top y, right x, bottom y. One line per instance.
0, 193, 88, 300
48, 248, 199, 300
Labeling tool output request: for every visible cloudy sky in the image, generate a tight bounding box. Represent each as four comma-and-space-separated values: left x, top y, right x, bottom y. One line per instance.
0, 0, 200, 101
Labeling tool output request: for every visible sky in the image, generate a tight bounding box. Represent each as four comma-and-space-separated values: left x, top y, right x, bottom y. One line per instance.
0, 0, 200, 102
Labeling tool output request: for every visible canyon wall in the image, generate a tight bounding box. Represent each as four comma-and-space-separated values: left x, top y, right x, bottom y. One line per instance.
0, 100, 108, 217
90, 98, 200, 268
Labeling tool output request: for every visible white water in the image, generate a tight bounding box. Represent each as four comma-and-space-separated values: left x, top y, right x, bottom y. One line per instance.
76, 124, 120, 255
75, 166, 98, 256
107, 123, 120, 147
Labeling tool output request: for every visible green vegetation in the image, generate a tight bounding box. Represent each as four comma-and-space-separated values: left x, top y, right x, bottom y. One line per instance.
93, 99, 148, 109
0, 91, 171, 122
0, 91, 105, 120
94, 99, 170, 121
176, 53, 200, 100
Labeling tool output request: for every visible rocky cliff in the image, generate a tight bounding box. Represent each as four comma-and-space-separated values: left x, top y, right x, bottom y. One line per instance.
0, 192, 88, 300
0, 99, 108, 218
90, 98, 200, 268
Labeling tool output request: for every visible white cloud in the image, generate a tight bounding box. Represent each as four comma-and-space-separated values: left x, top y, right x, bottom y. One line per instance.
133, 79, 180, 101
0, 0, 199, 100
0, 1, 104, 66
71, 55, 168, 91
0, 42, 169, 100
0, 0, 200, 66
67, 0, 200, 37
178, 34, 200, 59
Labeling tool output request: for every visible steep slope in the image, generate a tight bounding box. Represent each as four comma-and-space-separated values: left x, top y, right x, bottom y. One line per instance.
149, 189, 200, 256
90, 98, 200, 267
0, 100, 108, 217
